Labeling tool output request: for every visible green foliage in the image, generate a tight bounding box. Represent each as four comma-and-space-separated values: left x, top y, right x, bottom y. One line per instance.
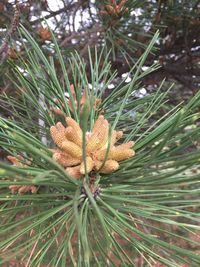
0, 27, 200, 267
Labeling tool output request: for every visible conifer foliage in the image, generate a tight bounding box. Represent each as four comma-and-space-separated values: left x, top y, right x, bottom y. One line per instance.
0, 26, 200, 266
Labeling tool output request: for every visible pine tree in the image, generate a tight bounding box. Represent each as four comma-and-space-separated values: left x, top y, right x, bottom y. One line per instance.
0, 26, 200, 266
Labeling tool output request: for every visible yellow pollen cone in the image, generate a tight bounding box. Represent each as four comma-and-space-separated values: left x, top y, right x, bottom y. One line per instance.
96, 146, 135, 161
62, 140, 82, 159
116, 131, 123, 140
95, 160, 119, 174
95, 148, 111, 161
80, 156, 94, 174
65, 126, 82, 147
115, 141, 135, 150
53, 151, 81, 167
110, 130, 117, 146
50, 126, 66, 147
110, 148, 135, 161
100, 130, 118, 150
65, 117, 82, 141
92, 115, 104, 133
56, 122, 66, 135
66, 166, 83, 179
87, 120, 108, 152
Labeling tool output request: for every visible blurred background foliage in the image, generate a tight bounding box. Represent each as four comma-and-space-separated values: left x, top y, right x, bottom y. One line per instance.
0, 0, 199, 97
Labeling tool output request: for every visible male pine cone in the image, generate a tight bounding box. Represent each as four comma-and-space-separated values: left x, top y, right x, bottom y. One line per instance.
50, 115, 135, 179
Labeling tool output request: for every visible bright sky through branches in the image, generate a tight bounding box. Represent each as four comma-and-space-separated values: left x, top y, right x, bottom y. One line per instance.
8, 0, 64, 9
47, 0, 64, 11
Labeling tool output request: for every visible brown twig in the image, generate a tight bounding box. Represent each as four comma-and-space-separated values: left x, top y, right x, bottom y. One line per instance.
0, 0, 20, 64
